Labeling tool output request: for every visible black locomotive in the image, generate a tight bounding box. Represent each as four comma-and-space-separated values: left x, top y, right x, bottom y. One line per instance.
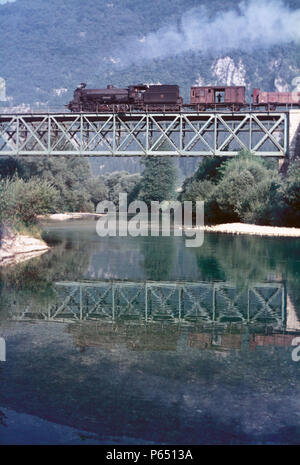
67, 83, 182, 112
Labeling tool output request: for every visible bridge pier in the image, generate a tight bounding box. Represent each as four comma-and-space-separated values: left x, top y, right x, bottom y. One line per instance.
278, 158, 285, 171
289, 109, 300, 159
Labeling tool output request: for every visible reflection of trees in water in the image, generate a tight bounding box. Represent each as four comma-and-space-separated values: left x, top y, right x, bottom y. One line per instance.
193, 234, 300, 319
194, 254, 226, 282
0, 238, 92, 318
193, 234, 295, 283
140, 237, 175, 281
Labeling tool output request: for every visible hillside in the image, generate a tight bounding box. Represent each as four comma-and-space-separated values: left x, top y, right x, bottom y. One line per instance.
0, 0, 299, 174
0, 0, 300, 109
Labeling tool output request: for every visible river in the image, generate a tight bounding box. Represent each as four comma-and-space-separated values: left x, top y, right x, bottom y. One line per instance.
0, 219, 300, 444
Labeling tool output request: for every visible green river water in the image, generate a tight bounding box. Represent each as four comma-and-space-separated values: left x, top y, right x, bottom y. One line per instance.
0, 219, 300, 444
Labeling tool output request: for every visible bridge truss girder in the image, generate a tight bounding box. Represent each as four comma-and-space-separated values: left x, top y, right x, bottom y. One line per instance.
0, 112, 288, 157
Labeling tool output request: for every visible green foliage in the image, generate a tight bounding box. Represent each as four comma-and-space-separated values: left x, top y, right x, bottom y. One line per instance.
0, 157, 18, 178
0, 176, 58, 227
138, 157, 177, 204
17, 156, 94, 212
281, 159, 300, 227
180, 179, 215, 202
213, 161, 283, 224
194, 157, 227, 184
178, 150, 300, 226
98, 171, 142, 205
180, 156, 228, 203
86, 177, 109, 210
5, 154, 142, 213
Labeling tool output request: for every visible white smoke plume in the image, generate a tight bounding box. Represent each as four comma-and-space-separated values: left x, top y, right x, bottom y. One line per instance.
116, 0, 300, 65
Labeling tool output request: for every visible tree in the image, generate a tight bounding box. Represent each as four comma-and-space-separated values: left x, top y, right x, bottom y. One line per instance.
281, 159, 300, 227
99, 171, 142, 205
179, 156, 227, 202
86, 177, 109, 211
16, 155, 94, 212
179, 150, 286, 226
212, 153, 283, 224
138, 157, 177, 204
0, 176, 58, 226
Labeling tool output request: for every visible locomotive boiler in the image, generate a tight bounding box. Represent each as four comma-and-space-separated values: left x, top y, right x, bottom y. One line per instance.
67, 83, 182, 112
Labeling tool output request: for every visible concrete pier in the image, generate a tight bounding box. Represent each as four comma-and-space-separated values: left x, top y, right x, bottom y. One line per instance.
289, 109, 300, 159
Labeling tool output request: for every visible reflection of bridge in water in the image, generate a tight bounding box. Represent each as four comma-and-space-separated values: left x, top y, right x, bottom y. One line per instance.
11, 280, 286, 326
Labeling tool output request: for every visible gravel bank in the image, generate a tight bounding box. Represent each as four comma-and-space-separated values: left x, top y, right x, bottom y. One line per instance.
191, 223, 300, 237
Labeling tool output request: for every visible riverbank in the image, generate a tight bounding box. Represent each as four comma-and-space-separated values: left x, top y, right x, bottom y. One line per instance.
37, 212, 104, 221
190, 222, 300, 237
0, 230, 49, 267
40, 214, 300, 237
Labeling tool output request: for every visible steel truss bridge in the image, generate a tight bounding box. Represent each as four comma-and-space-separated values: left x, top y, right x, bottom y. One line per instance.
10, 280, 286, 326
0, 111, 288, 157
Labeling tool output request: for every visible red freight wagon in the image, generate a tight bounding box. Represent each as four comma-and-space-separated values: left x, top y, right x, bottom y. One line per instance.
190, 86, 246, 111
252, 88, 300, 110
250, 333, 296, 351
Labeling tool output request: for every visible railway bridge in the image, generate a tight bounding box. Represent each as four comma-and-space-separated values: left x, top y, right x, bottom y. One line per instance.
0, 109, 299, 158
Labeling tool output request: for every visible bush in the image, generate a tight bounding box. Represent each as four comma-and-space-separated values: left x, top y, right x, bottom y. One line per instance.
281, 159, 300, 227
179, 151, 288, 226
213, 158, 283, 225
17, 155, 94, 213
0, 176, 59, 226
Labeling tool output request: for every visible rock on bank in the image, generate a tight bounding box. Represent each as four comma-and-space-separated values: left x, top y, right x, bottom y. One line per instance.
0, 227, 49, 266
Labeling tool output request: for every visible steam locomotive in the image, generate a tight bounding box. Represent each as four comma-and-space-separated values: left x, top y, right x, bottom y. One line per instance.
67, 82, 300, 112
67, 83, 182, 112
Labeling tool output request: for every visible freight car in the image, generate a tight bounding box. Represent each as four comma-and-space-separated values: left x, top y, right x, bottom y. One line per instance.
252, 88, 300, 110
67, 83, 182, 112
189, 86, 246, 111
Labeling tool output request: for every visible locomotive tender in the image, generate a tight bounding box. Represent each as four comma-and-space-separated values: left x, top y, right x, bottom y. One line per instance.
67, 82, 300, 112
